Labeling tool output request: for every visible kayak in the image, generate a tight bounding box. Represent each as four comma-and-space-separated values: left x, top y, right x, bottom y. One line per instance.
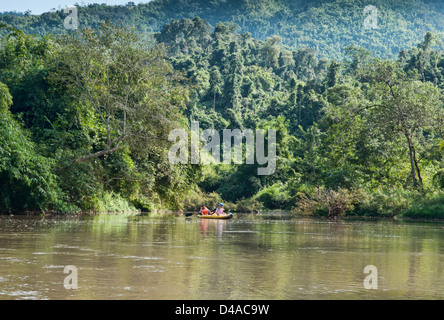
198, 213, 233, 219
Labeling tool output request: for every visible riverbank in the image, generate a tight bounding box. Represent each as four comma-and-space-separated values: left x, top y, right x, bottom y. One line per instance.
2, 188, 444, 222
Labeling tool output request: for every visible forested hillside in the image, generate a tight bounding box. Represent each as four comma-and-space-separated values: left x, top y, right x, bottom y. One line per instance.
1, 0, 444, 59
154, 18, 444, 217
1, 1, 444, 217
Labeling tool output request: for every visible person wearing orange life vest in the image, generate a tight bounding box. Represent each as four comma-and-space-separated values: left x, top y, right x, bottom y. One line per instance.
199, 205, 211, 215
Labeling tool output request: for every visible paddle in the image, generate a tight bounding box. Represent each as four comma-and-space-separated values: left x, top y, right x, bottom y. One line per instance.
185, 212, 193, 217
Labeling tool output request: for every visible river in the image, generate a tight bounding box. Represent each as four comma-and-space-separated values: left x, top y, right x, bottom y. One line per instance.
1, 213, 444, 300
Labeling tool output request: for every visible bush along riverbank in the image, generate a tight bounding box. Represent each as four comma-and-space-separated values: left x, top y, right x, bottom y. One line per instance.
178, 186, 444, 220
291, 188, 444, 220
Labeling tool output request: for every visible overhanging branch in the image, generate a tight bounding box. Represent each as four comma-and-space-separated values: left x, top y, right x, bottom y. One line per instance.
73, 134, 127, 163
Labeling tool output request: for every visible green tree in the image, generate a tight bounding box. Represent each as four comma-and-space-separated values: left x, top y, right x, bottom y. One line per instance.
209, 66, 223, 110
0, 81, 64, 212
325, 60, 341, 89
360, 60, 442, 189
49, 23, 189, 164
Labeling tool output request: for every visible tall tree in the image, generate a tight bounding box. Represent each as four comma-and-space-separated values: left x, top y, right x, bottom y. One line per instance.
0, 81, 63, 212
360, 60, 441, 189
209, 66, 223, 110
49, 22, 189, 164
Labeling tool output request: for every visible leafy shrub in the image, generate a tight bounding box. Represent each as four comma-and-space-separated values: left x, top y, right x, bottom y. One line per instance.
130, 195, 158, 213
79, 191, 138, 214
293, 188, 362, 218
402, 192, 444, 219
256, 182, 293, 209
236, 197, 264, 213
433, 169, 444, 190
353, 188, 419, 217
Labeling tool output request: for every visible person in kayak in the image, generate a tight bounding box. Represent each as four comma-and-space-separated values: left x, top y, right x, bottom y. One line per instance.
199, 205, 211, 215
215, 203, 225, 216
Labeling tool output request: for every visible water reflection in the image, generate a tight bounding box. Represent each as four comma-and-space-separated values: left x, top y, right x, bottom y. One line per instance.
199, 219, 232, 241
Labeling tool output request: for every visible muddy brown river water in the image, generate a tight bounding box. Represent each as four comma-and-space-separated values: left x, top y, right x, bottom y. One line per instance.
1, 213, 444, 299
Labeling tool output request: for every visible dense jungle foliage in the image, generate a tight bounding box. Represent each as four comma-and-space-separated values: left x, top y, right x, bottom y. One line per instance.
1, 0, 444, 218
2, 0, 444, 60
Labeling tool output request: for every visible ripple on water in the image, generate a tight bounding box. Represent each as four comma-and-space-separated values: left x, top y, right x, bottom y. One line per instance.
132, 265, 165, 272
121, 255, 163, 260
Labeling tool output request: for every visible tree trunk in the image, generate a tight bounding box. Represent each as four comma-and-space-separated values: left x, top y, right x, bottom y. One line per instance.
405, 133, 419, 188
412, 143, 424, 190
213, 91, 216, 111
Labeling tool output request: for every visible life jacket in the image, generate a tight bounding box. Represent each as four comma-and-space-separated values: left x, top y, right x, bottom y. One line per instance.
200, 207, 209, 215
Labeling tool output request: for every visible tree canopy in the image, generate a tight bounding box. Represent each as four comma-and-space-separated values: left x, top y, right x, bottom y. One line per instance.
1, 0, 444, 60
